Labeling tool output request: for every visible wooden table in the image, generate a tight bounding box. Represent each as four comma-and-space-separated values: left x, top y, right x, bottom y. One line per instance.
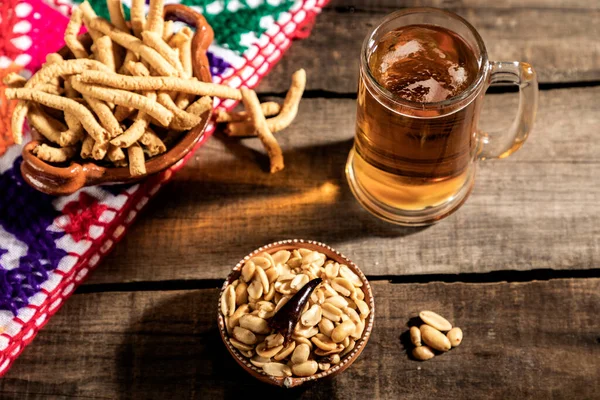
2, 1, 599, 398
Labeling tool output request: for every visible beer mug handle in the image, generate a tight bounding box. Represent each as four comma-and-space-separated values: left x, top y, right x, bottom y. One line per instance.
479, 61, 539, 159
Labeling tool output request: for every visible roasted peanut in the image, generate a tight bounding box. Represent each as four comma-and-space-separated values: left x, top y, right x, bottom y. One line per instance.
413, 345, 435, 361
419, 310, 453, 332
420, 324, 451, 352
447, 327, 463, 347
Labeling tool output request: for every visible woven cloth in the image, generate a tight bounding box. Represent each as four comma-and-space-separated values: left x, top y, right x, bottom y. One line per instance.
0, 0, 327, 376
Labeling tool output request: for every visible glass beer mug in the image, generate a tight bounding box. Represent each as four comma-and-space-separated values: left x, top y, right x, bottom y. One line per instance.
345, 8, 538, 225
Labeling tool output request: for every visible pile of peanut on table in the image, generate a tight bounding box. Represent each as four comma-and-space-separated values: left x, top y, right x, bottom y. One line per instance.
4, 0, 305, 176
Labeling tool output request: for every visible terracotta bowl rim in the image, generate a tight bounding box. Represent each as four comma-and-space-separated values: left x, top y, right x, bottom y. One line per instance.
217, 239, 375, 388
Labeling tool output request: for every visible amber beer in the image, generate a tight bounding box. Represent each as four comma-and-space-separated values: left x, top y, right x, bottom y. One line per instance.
346, 9, 538, 225
354, 24, 481, 213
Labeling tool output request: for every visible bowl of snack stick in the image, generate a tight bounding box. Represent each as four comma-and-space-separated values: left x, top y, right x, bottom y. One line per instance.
218, 239, 375, 387
4, 0, 304, 196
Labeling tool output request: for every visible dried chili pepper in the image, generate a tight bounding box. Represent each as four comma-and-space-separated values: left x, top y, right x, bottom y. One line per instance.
269, 278, 322, 345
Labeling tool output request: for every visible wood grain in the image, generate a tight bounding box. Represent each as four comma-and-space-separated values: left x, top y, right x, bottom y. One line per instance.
2, 279, 599, 399
84, 87, 600, 284
258, 0, 600, 92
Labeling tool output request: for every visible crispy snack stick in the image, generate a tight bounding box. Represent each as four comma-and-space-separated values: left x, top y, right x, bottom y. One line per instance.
107, 0, 129, 32
3, 72, 26, 87
79, 6, 179, 77
227, 69, 306, 136
156, 92, 201, 131
59, 112, 85, 146
127, 142, 146, 176
240, 88, 284, 173
9, 59, 110, 144
95, 35, 116, 71
6, 88, 108, 143
168, 27, 193, 77
185, 95, 212, 116
64, 76, 79, 98
28, 104, 66, 144
141, 31, 184, 73
33, 144, 77, 163
92, 139, 109, 160
215, 101, 281, 123
162, 20, 174, 42
65, 8, 88, 58
79, 71, 243, 100
107, 144, 126, 162
80, 134, 95, 158
28, 59, 112, 88
129, 0, 146, 38
83, 95, 123, 138
146, 0, 164, 34
71, 76, 173, 126
139, 128, 166, 156
111, 61, 156, 147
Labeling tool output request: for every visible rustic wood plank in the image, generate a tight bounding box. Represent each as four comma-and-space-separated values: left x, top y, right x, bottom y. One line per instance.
258, 0, 600, 92
84, 87, 600, 284
2, 279, 599, 399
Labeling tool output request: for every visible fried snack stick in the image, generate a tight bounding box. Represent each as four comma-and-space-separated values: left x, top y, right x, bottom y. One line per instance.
60, 111, 85, 146
6, 88, 108, 143
156, 92, 201, 131
127, 142, 146, 176
79, 3, 179, 77
227, 69, 306, 136
130, 0, 146, 38
114, 52, 139, 120
94, 35, 116, 72
28, 104, 66, 144
162, 20, 174, 42
146, 0, 164, 35
70, 76, 173, 126
79, 71, 243, 100
141, 31, 184, 73
240, 88, 284, 173
28, 59, 112, 88
65, 8, 88, 58
139, 128, 166, 156
168, 27, 193, 77
3, 73, 26, 88
107, 0, 129, 32
111, 62, 156, 147
83, 95, 122, 138
185, 95, 213, 116
80, 134, 95, 158
107, 144, 126, 162
215, 102, 281, 123
2, 74, 62, 94
10, 58, 113, 143
92, 140, 109, 160
33, 144, 77, 163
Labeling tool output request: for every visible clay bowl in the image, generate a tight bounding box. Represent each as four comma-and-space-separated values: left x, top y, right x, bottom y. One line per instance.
21, 5, 214, 196
217, 239, 375, 388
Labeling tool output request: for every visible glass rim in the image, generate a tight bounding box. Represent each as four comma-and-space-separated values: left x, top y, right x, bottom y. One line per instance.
361, 7, 490, 110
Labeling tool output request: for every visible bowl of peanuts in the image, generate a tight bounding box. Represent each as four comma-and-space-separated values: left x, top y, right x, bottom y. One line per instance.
218, 239, 375, 387
8, 2, 221, 195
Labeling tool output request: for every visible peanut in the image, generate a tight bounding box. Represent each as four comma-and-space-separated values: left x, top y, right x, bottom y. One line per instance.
420, 310, 453, 332
412, 345, 435, 361
447, 327, 463, 347
420, 324, 451, 352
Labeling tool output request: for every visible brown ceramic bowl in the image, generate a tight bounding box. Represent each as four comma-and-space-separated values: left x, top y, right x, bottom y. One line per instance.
21, 5, 214, 196
217, 239, 375, 388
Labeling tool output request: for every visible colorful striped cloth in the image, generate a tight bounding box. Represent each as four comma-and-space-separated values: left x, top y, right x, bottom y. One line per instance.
0, 0, 327, 376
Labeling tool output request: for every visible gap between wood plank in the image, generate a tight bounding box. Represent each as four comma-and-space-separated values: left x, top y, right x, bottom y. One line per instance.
74, 268, 600, 294
258, 80, 600, 100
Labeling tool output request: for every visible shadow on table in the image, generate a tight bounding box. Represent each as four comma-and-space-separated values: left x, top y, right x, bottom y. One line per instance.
146, 135, 427, 250
114, 291, 342, 400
